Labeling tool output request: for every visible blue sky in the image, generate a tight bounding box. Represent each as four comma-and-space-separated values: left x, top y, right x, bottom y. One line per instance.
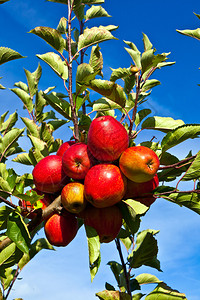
1, 0, 200, 299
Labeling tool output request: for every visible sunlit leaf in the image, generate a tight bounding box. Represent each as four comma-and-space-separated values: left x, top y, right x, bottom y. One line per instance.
93, 98, 121, 112
89, 45, 103, 76
141, 79, 160, 92
0, 47, 24, 65
12, 153, 32, 166
43, 92, 71, 120
124, 47, 141, 68
142, 33, 153, 51
11, 88, 33, 113
96, 290, 131, 300
135, 109, 151, 126
177, 28, 200, 41
110, 67, 131, 82
145, 283, 187, 299
0, 111, 18, 134
24, 64, 42, 98
142, 116, 185, 133
85, 5, 110, 20
182, 150, 200, 181
0, 206, 13, 231
135, 273, 162, 285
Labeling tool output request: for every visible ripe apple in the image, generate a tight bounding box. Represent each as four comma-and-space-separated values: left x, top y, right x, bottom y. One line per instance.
87, 115, 129, 162
32, 155, 69, 194
44, 212, 78, 247
136, 196, 156, 207
119, 146, 160, 183
56, 141, 75, 157
84, 164, 127, 208
84, 205, 122, 243
61, 182, 86, 214
125, 174, 159, 199
62, 142, 93, 180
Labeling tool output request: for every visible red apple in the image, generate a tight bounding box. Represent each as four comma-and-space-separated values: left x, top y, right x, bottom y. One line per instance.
44, 212, 78, 247
136, 197, 156, 207
125, 174, 159, 199
84, 205, 122, 243
61, 182, 86, 214
32, 155, 69, 194
84, 164, 127, 208
56, 141, 75, 157
119, 146, 160, 183
87, 115, 129, 162
62, 143, 93, 180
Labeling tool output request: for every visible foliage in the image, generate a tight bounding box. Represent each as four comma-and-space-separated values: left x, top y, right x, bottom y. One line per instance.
0, 1, 199, 299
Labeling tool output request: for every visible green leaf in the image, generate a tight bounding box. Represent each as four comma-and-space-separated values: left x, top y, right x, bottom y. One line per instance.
85, 225, 101, 282
6, 211, 31, 254
0, 267, 16, 290
96, 290, 131, 300
14, 81, 29, 92
78, 114, 92, 131
83, 0, 105, 3
12, 153, 32, 166
124, 74, 136, 94
30, 26, 65, 53
135, 273, 162, 285
85, 5, 110, 20
110, 67, 131, 82
1, 128, 25, 159
24, 64, 42, 98
78, 27, 117, 52
145, 283, 187, 299
57, 17, 67, 34
159, 151, 179, 166
128, 229, 161, 271
0, 206, 13, 231
21, 117, 40, 138
0, 47, 24, 66
141, 49, 154, 74
142, 116, 185, 133
10, 88, 34, 113
107, 261, 126, 292
99, 25, 118, 32
177, 28, 200, 41
142, 33, 153, 51
0, 111, 18, 134
0, 243, 16, 267
76, 63, 96, 93
131, 294, 145, 300
86, 79, 126, 107
89, 45, 103, 76
161, 124, 200, 152
43, 92, 71, 120
35, 91, 47, 122
93, 98, 121, 112
141, 79, 160, 92
135, 109, 151, 126
124, 47, 141, 68
182, 151, 200, 181
37, 52, 68, 80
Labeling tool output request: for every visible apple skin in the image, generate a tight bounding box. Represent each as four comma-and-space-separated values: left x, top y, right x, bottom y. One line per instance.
84, 164, 127, 208
62, 143, 93, 180
44, 212, 78, 247
61, 182, 86, 214
125, 174, 159, 199
87, 115, 129, 162
56, 141, 75, 157
84, 205, 122, 243
32, 155, 69, 194
119, 146, 160, 183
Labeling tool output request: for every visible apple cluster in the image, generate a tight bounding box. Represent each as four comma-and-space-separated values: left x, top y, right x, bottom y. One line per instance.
30, 115, 160, 247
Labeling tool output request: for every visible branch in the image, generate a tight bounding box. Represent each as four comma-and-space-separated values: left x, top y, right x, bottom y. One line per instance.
158, 155, 196, 170
0, 195, 18, 209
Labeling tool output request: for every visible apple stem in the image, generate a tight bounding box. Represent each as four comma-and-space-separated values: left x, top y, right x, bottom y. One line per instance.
115, 238, 132, 297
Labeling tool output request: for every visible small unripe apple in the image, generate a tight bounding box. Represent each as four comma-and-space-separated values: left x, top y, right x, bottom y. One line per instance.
84, 164, 127, 208
44, 212, 78, 247
87, 115, 129, 162
119, 146, 160, 183
61, 182, 86, 214
32, 155, 69, 193
84, 205, 122, 243
62, 143, 93, 180
56, 141, 76, 157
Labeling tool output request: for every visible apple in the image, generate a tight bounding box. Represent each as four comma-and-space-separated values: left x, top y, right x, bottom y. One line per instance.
84, 164, 127, 208
44, 212, 78, 247
32, 155, 69, 194
119, 146, 160, 183
56, 141, 75, 157
87, 115, 129, 162
61, 182, 86, 214
136, 196, 156, 207
84, 205, 123, 243
125, 174, 159, 199
62, 142, 93, 180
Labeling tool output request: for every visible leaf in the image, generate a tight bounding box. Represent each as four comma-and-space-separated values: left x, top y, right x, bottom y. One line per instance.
0, 0, 10, 3
161, 124, 200, 152
1, 128, 25, 159
86, 79, 126, 107
124, 47, 141, 68
43, 92, 71, 120
93, 98, 121, 112
142, 33, 153, 51
182, 151, 200, 181
21, 117, 40, 138
0, 267, 15, 290
145, 282, 187, 299
110, 67, 131, 82
89, 45, 103, 76
30, 27, 65, 53
135, 109, 151, 126
78, 27, 117, 52
141, 79, 161, 92
0, 47, 24, 66
78, 114, 92, 131
0, 243, 16, 267
142, 116, 185, 133
132, 294, 145, 300
0, 111, 18, 134
12, 153, 32, 166
24, 64, 42, 98
135, 273, 162, 285
128, 229, 161, 271
76, 63, 96, 92
6, 211, 31, 253
85, 225, 101, 282
57, 17, 67, 34
0, 206, 13, 231
96, 290, 131, 300
141, 49, 154, 74
85, 5, 110, 20
10, 88, 33, 113
107, 261, 126, 292
37, 52, 68, 80
177, 28, 200, 41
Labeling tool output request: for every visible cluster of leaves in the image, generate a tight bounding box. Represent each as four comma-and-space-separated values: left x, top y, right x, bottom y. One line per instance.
0, 0, 200, 299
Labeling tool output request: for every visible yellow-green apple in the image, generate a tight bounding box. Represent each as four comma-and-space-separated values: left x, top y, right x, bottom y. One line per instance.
44, 212, 78, 247
87, 115, 129, 162
61, 182, 86, 214
32, 155, 69, 194
119, 146, 160, 183
56, 141, 75, 157
62, 142, 93, 180
84, 205, 122, 243
84, 164, 127, 208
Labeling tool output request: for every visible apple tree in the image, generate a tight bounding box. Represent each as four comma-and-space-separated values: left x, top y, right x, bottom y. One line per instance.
0, 1, 200, 299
